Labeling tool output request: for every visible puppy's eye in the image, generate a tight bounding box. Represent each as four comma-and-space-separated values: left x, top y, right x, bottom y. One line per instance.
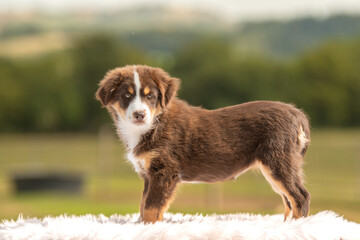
147, 94, 154, 100
125, 93, 131, 98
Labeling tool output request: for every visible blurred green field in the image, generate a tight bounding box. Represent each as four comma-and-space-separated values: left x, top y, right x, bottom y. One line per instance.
0, 129, 359, 222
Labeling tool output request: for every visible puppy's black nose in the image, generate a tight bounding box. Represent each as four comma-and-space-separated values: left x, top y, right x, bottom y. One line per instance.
133, 111, 145, 121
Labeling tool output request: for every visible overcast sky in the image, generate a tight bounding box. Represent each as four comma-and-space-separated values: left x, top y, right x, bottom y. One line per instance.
1, 0, 360, 22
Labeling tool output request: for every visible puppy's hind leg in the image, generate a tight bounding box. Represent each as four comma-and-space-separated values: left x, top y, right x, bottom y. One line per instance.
258, 162, 292, 220
258, 157, 310, 219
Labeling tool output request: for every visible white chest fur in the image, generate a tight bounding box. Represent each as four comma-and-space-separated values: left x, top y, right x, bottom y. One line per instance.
114, 68, 153, 174
115, 116, 150, 174
116, 118, 142, 149
127, 151, 145, 174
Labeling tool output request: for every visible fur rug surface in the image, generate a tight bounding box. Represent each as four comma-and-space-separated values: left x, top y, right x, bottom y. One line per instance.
1, 211, 359, 240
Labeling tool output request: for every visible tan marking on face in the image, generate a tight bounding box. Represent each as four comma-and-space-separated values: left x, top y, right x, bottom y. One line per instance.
147, 104, 162, 122
128, 87, 134, 94
143, 86, 150, 95
111, 102, 126, 118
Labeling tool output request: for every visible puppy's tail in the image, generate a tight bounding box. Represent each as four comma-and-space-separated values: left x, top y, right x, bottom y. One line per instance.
299, 125, 310, 156
297, 110, 310, 154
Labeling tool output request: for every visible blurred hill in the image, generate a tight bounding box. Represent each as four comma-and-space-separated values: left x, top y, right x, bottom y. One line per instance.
236, 15, 360, 57
0, 9, 360, 131
2, 9, 360, 57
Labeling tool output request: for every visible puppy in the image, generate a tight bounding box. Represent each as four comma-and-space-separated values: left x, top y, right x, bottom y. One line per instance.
96, 65, 311, 223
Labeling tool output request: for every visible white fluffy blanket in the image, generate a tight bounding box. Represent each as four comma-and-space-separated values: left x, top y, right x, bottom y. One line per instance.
1, 211, 359, 240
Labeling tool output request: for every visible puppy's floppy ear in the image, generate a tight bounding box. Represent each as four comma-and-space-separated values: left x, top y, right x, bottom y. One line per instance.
95, 70, 122, 107
150, 68, 180, 108
95, 84, 111, 107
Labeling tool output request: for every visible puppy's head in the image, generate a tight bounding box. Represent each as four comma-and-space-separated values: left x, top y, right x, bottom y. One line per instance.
96, 65, 180, 128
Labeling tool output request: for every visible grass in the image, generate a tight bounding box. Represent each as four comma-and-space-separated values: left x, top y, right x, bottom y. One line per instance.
0, 129, 359, 222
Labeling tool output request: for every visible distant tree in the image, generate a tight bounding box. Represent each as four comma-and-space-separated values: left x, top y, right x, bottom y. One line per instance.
172, 36, 360, 127
296, 40, 360, 126
0, 34, 359, 131
71, 34, 149, 131
171, 37, 294, 108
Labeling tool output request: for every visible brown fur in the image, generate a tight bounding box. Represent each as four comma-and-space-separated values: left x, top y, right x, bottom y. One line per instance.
96, 65, 311, 223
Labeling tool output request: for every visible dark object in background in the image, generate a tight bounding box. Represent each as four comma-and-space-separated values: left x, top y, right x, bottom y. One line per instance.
12, 173, 84, 194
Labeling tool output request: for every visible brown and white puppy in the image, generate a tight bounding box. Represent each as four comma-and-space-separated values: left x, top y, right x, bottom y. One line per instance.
96, 65, 311, 223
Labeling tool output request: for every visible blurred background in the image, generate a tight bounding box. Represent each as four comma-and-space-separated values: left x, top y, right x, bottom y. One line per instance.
0, 0, 359, 222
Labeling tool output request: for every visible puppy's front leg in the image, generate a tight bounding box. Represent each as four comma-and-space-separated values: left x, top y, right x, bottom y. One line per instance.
139, 176, 149, 219
142, 164, 179, 223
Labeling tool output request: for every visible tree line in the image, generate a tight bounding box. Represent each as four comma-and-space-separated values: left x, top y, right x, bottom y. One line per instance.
0, 34, 359, 132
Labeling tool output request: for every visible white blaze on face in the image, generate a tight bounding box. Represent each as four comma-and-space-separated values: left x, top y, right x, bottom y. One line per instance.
116, 68, 153, 150
125, 69, 152, 125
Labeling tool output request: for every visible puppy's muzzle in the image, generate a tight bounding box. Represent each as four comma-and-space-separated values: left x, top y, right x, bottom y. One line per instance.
133, 111, 146, 122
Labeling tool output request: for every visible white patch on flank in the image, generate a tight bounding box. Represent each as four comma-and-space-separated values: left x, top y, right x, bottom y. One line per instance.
298, 126, 309, 151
